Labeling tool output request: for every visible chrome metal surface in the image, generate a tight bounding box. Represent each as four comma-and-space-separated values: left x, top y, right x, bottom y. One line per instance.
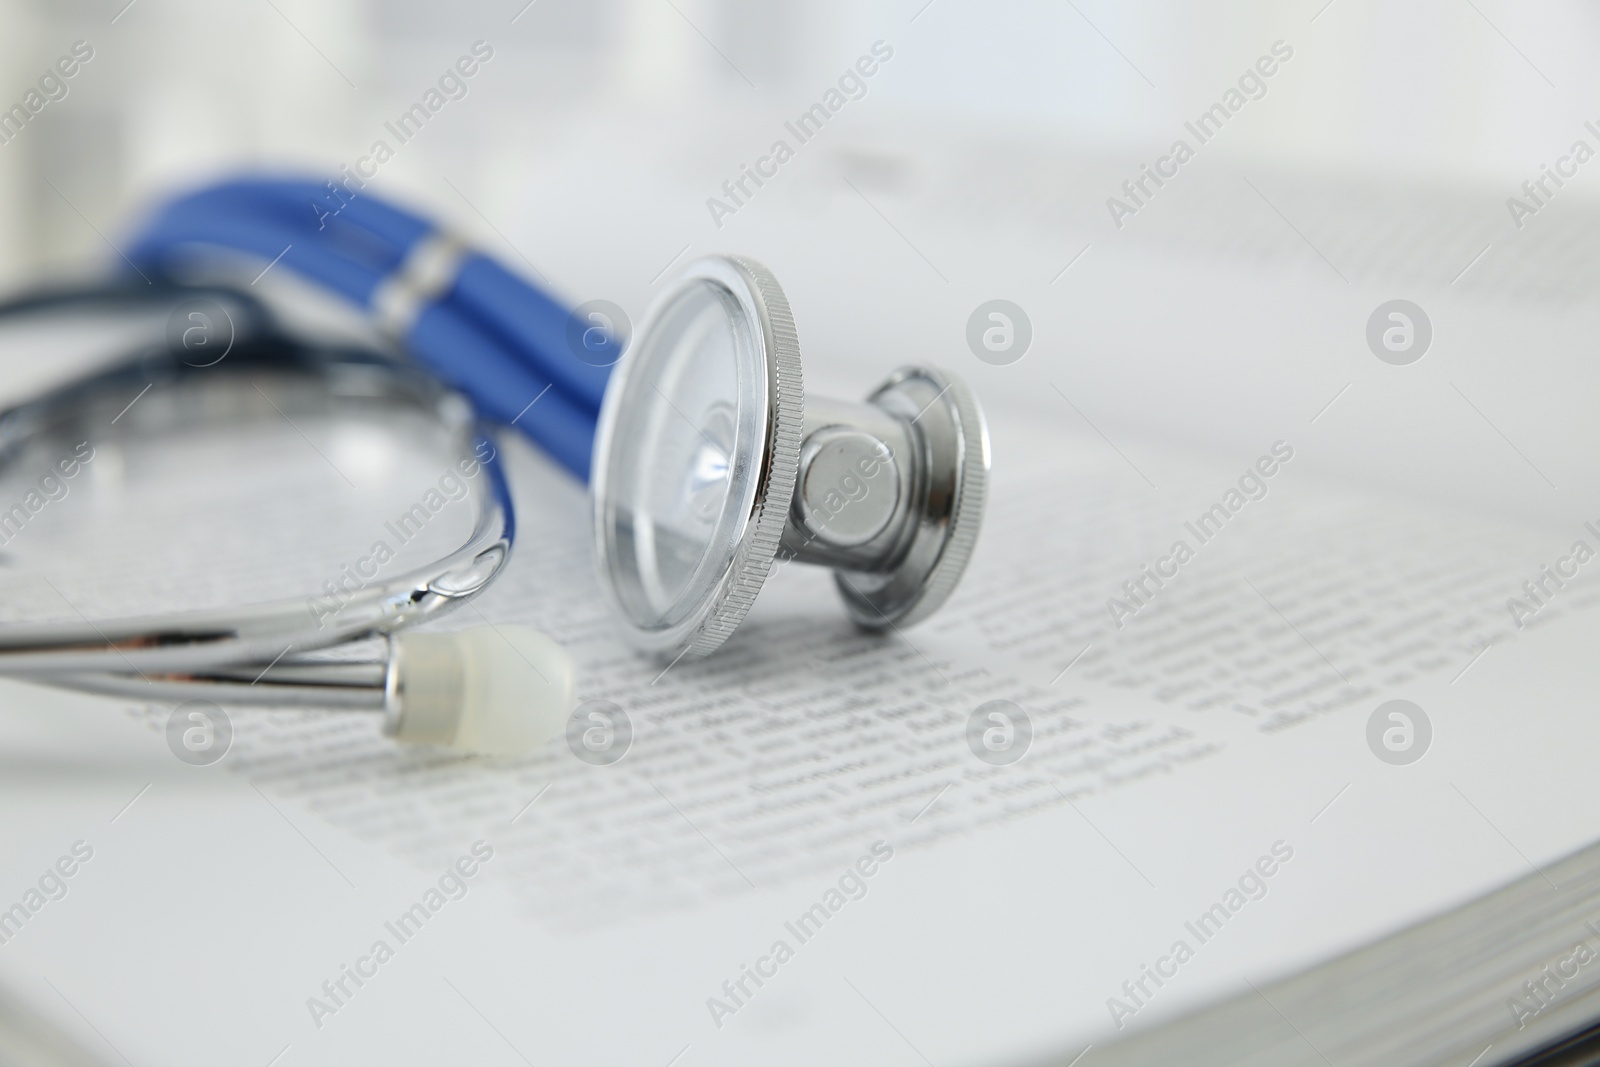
779, 395, 917, 571
0, 352, 513, 696
591, 255, 804, 658
830, 366, 990, 630
593, 256, 989, 659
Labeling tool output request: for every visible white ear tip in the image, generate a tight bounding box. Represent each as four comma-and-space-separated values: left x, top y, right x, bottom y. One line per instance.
392, 625, 576, 756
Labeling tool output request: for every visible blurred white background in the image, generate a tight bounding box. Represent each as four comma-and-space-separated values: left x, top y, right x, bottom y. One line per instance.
2, 0, 1599, 523
4, 0, 1599, 271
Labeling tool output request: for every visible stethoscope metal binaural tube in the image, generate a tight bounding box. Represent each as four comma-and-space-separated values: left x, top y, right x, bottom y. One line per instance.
0, 304, 574, 754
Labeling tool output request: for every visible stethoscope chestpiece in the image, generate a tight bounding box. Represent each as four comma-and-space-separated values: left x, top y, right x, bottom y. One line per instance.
590, 255, 989, 660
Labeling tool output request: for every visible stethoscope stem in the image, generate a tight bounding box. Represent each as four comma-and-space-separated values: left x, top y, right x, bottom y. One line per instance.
14, 625, 575, 755
39, 655, 391, 711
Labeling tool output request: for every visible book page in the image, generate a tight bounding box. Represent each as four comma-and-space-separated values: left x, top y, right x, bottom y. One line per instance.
164, 421, 1592, 935
2, 330, 1600, 1066
0, 396, 1587, 1062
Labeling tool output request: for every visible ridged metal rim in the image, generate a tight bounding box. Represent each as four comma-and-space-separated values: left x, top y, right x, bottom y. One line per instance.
590, 254, 804, 659
836, 366, 989, 630
681, 256, 805, 657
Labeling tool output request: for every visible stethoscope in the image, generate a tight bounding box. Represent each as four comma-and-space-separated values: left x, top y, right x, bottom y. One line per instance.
0, 178, 989, 756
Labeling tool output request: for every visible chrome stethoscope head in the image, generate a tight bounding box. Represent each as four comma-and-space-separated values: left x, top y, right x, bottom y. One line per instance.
590, 255, 990, 659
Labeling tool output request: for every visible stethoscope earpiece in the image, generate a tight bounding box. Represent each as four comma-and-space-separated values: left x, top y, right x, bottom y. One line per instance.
387, 625, 575, 755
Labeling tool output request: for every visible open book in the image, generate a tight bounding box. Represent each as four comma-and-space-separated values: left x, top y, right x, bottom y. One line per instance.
3, 166, 1600, 1065
4, 375, 1597, 1065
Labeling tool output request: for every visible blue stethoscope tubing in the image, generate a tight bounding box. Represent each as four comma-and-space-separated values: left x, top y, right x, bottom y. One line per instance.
124, 178, 615, 480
